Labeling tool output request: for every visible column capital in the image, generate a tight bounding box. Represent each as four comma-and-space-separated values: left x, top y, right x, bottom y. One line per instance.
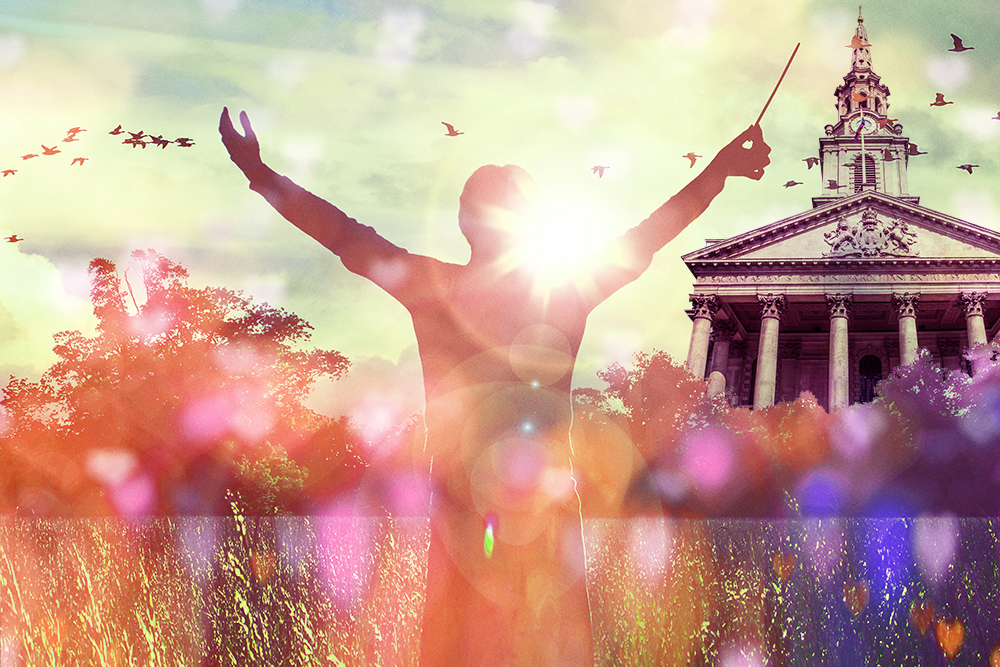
688, 294, 719, 321
957, 292, 986, 318
711, 319, 739, 342
892, 292, 919, 319
757, 293, 786, 321
826, 293, 853, 319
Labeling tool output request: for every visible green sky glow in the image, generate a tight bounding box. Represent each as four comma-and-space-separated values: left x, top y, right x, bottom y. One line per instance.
1, 0, 998, 425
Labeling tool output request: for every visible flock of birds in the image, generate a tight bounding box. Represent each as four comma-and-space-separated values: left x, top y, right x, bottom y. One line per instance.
3, 124, 196, 243
440, 35, 989, 191
779, 32, 990, 189
2, 32, 993, 246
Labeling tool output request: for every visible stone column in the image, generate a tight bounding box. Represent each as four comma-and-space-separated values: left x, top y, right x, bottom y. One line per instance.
892, 293, 920, 366
958, 292, 988, 374
753, 293, 785, 411
686, 294, 719, 379
826, 293, 853, 413
710, 320, 738, 376
958, 292, 988, 347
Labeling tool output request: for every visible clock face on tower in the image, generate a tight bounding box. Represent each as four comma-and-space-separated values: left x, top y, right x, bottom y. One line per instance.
848, 116, 876, 136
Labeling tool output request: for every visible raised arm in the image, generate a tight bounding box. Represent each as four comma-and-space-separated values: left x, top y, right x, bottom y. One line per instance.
589, 125, 771, 303
219, 108, 437, 301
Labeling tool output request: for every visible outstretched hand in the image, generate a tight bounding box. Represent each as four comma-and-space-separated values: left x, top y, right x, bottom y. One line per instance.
714, 124, 771, 181
219, 107, 263, 180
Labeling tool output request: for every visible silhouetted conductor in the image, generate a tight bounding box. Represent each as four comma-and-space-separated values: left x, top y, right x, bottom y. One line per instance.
220, 107, 770, 666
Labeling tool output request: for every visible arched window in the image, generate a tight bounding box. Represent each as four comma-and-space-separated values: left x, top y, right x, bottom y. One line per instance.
748, 358, 757, 407
852, 154, 877, 192
859, 355, 882, 403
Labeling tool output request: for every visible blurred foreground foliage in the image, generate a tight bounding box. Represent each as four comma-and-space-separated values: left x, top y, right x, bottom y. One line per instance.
0, 250, 366, 516
572, 347, 1000, 518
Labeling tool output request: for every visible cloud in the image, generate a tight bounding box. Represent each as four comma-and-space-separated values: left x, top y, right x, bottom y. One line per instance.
0, 249, 93, 380
0, 33, 26, 69
200, 0, 241, 20
508, 0, 558, 59
376, 6, 425, 72
307, 346, 424, 434
925, 55, 970, 91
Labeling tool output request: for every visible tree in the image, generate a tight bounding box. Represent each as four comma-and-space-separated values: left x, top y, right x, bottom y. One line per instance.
1, 250, 363, 515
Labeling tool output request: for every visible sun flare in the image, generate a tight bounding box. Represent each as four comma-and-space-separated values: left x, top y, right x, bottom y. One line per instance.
512, 196, 611, 289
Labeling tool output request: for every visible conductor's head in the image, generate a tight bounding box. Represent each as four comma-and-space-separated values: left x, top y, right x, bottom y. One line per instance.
458, 164, 537, 259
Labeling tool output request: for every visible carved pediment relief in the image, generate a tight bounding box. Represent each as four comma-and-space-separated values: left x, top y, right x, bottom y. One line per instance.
683, 192, 1000, 264
823, 207, 918, 258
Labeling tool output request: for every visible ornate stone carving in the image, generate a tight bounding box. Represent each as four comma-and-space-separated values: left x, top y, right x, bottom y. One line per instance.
826, 293, 854, 319
937, 337, 960, 357
884, 338, 899, 358
957, 292, 986, 318
758, 293, 786, 320
698, 273, 1000, 285
688, 294, 719, 320
891, 292, 919, 318
822, 207, 918, 258
779, 340, 801, 359
711, 320, 738, 342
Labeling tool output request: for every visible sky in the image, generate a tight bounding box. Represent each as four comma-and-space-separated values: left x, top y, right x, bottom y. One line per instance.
1, 0, 999, 430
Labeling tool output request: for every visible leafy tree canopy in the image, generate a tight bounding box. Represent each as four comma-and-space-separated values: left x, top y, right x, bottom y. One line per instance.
1, 250, 364, 515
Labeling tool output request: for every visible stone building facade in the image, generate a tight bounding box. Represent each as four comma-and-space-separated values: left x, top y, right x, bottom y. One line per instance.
681, 14, 1000, 412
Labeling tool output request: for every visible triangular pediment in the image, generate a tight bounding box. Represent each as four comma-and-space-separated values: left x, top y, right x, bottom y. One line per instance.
683, 192, 1000, 266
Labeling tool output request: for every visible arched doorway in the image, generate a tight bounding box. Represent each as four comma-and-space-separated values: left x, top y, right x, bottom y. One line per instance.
859, 354, 882, 403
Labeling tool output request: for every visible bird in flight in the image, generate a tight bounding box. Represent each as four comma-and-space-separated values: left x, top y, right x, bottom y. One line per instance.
1, 169, 15, 177
876, 117, 899, 129
682, 152, 702, 168
63, 127, 86, 141
882, 150, 899, 162
847, 35, 871, 49
850, 91, 871, 102
127, 131, 146, 141
109, 124, 125, 135
907, 143, 928, 156
930, 93, 953, 107
71, 157, 88, 166
591, 165, 609, 178
148, 134, 172, 148
957, 164, 979, 174
4, 235, 23, 243
783, 180, 802, 188
441, 122, 463, 136
174, 137, 195, 147
802, 157, 819, 169
948, 34, 973, 52
21, 153, 38, 160
991, 112, 1000, 121
41, 145, 60, 155
827, 179, 841, 189
62, 134, 80, 143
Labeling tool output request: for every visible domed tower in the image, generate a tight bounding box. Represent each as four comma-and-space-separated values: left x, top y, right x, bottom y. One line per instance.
812, 9, 918, 207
